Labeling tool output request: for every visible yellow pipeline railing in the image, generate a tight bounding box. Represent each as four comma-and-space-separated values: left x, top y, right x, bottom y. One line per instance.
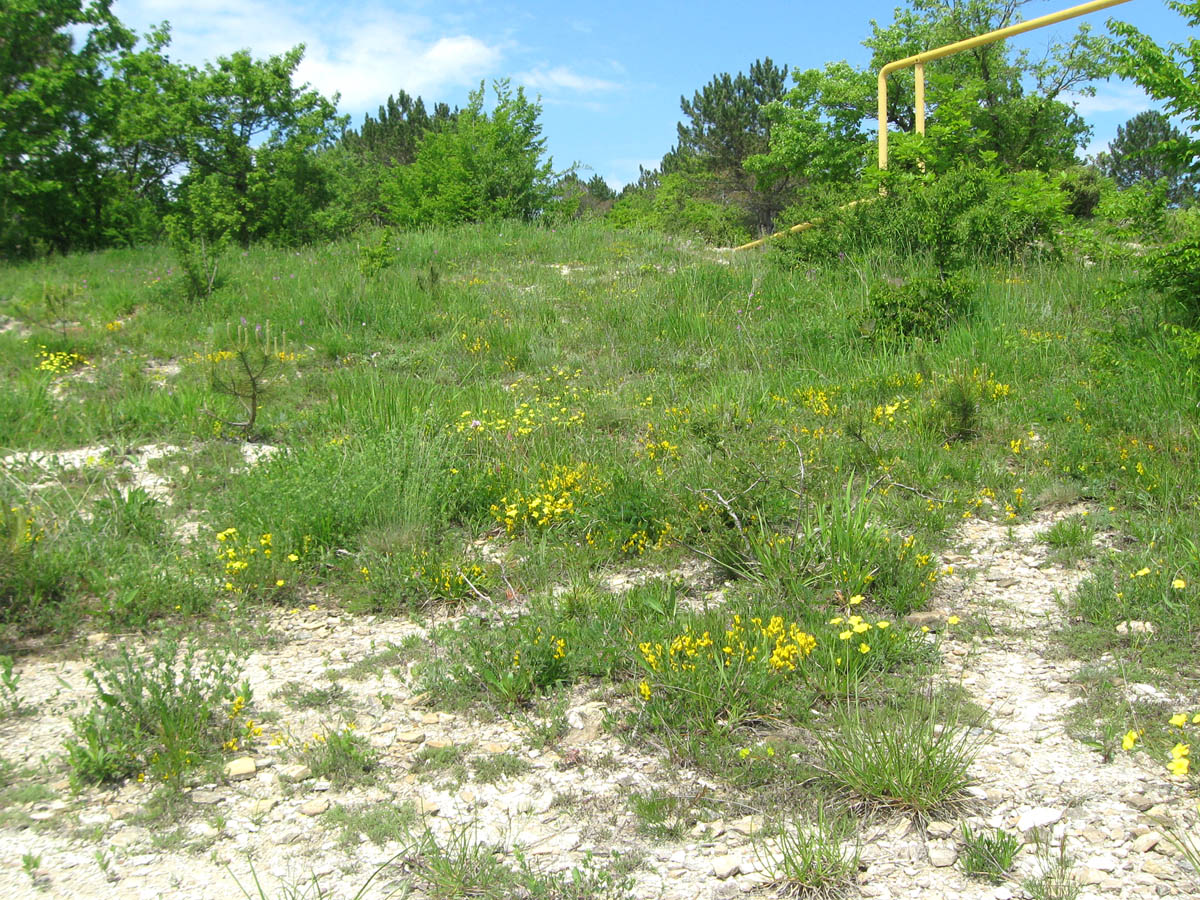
736, 0, 1134, 251
877, 0, 1134, 169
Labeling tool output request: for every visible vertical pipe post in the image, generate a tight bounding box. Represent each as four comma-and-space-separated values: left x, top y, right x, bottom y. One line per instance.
914, 62, 925, 135
877, 70, 889, 170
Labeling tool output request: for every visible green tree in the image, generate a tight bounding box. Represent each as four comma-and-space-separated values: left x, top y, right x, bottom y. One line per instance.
864, 0, 1109, 171
177, 46, 344, 245
383, 80, 555, 227
1108, 1, 1200, 180
665, 58, 793, 231
1096, 110, 1197, 206
0, 0, 133, 255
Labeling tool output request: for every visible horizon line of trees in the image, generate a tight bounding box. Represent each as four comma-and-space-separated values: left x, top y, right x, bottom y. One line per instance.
3, 0, 1197, 261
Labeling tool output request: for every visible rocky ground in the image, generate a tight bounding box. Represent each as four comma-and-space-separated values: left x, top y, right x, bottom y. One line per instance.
1, 505, 1197, 900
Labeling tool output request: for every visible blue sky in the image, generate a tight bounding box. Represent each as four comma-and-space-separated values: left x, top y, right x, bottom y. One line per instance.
111, 0, 1189, 188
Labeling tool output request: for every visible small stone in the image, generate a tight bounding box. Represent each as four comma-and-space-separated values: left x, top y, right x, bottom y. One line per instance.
712, 855, 742, 879
1017, 807, 1063, 832
415, 798, 441, 816
888, 817, 913, 840
277, 764, 311, 783
190, 790, 224, 805
299, 799, 329, 816
1141, 858, 1173, 876
420, 713, 440, 725
396, 730, 425, 744
1073, 868, 1106, 885
928, 845, 958, 867
904, 611, 944, 629
729, 814, 764, 836
1085, 854, 1118, 872
87, 632, 110, 645
190, 822, 219, 838
926, 821, 955, 838
1132, 833, 1161, 853
527, 830, 580, 856
250, 798, 279, 817
1115, 620, 1156, 635
106, 803, 137, 820
1124, 794, 1154, 812
480, 741, 510, 754
224, 757, 256, 780
994, 888, 1013, 900
425, 738, 454, 750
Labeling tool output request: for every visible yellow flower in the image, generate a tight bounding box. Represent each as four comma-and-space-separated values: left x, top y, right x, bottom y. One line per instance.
848, 594, 863, 606
858, 642, 870, 654
876, 621, 890, 629
1170, 713, 1188, 728
947, 615, 960, 626
1134, 567, 1151, 577
275, 579, 285, 587
1122, 730, 1140, 751
638, 680, 652, 701
828, 617, 844, 625
839, 630, 852, 641
288, 553, 299, 562
1173, 578, 1187, 589
1171, 742, 1190, 759
308, 603, 318, 611
1167, 757, 1190, 776
1193, 713, 1200, 725
738, 747, 750, 759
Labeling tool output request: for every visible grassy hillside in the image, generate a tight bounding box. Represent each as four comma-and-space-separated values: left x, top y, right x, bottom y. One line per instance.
0, 221, 1197, 895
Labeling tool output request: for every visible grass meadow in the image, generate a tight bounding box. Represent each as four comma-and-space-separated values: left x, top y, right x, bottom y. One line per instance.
1, 220, 1198, 894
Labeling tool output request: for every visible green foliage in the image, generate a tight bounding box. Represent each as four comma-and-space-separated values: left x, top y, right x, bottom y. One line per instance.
0, 0, 135, 257
0, 503, 76, 629
1022, 832, 1080, 900
1096, 111, 1198, 207
295, 726, 378, 786
1109, 2, 1200, 185
960, 823, 1022, 883
864, 273, 975, 342
776, 166, 1068, 266
64, 636, 251, 785
816, 688, 984, 814
667, 57, 794, 231
1147, 216, 1200, 323
384, 80, 554, 228
629, 789, 714, 839
1057, 166, 1104, 219
205, 321, 288, 437
163, 174, 241, 299
609, 169, 753, 244
0, 654, 20, 715
754, 805, 861, 898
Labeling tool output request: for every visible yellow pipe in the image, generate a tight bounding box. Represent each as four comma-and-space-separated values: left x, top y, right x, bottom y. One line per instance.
878, 0, 1134, 168
914, 62, 925, 136
738, 0, 1135, 249
733, 198, 875, 251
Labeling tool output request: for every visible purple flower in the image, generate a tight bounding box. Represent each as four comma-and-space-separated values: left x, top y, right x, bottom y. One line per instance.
240, 316, 247, 326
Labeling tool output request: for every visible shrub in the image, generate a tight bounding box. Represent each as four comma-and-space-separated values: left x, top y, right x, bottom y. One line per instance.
383, 80, 554, 228
64, 636, 253, 785
1147, 215, 1200, 323
775, 165, 1067, 267
816, 689, 984, 814
863, 273, 975, 342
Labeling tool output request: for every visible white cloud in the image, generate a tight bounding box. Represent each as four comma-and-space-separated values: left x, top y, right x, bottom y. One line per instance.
517, 66, 621, 93
1066, 83, 1153, 116
113, 1, 502, 110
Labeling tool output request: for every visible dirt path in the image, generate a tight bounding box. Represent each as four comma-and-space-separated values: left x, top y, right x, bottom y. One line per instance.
1, 509, 1197, 900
